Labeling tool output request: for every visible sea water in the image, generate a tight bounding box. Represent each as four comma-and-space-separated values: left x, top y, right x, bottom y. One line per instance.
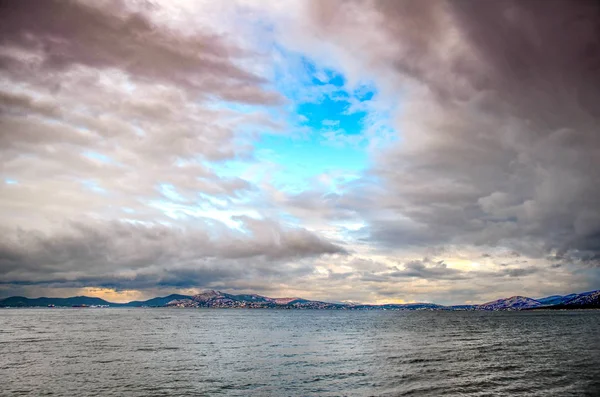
1, 309, 599, 396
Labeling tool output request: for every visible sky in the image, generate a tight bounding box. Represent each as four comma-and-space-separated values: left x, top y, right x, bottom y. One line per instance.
1, 0, 600, 304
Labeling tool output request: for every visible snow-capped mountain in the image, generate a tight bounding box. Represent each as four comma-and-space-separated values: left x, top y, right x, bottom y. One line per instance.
477, 296, 542, 310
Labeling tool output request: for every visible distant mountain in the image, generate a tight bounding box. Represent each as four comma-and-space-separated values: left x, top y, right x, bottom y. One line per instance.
166, 290, 345, 309
166, 292, 473, 311
1, 289, 599, 310
536, 295, 566, 306
124, 294, 191, 307
535, 291, 600, 310
271, 297, 303, 305
537, 293, 583, 306
563, 291, 600, 306
529, 290, 600, 309
0, 296, 118, 307
477, 296, 542, 311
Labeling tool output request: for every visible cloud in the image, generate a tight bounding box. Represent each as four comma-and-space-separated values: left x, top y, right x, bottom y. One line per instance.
0, 0, 288, 229
0, 0, 348, 297
300, 0, 600, 264
0, 218, 344, 289
0, 0, 290, 229
0, 0, 282, 104
1, 0, 599, 303
501, 267, 539, 278
388, 259, 467, 280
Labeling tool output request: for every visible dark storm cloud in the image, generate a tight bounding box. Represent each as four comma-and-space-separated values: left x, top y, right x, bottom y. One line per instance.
0, 219, 344, 289
355, 258, 466, 283
501, 267, 539, 278
308, 0, 600, 263
388, 260, 467, 280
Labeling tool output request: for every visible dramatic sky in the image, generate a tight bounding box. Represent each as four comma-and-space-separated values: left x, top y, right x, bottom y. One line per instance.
2, 0, 600, 304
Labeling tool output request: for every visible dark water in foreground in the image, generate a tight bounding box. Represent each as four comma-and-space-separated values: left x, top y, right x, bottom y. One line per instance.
1, 309, 599, 396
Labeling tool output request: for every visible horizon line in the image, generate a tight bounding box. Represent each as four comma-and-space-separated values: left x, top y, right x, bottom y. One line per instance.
2, 288, 598, 307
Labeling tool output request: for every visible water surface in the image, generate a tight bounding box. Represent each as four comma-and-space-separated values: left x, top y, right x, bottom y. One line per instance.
1, 309, 599, 396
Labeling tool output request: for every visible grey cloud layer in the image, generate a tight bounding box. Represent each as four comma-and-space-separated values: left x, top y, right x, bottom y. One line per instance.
0, 218, 343, 289
304, 0, 600, 263
0, 0, 281, 103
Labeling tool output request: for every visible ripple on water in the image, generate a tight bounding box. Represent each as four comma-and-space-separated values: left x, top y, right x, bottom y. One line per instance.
0, 309, 599, 396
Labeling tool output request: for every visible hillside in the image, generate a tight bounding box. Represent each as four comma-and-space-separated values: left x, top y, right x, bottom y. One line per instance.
0, 296, 117, 307
477, 296, 542, 310
124, 294, 192, 307
537, 291, 600, 310
166, 290, 344, 309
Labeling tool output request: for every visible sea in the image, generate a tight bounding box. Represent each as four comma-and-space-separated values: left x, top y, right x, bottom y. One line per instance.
1, 309, 599, 396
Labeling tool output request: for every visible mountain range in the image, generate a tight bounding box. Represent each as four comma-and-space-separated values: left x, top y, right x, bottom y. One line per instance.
1, 289, 598, 310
